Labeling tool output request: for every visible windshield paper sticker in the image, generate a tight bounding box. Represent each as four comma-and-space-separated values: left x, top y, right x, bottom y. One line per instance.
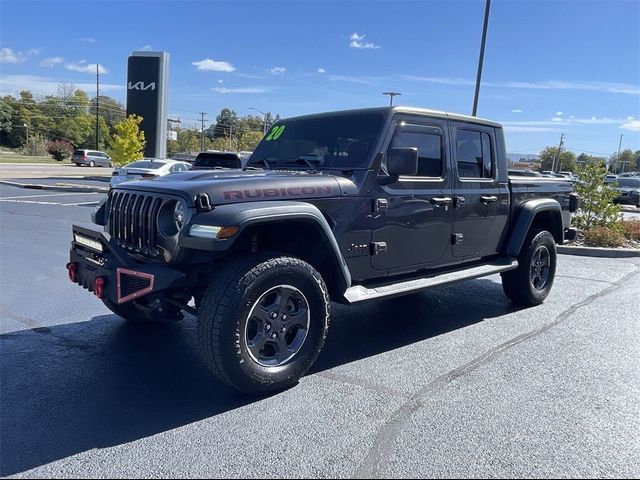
265, 125, 285, 141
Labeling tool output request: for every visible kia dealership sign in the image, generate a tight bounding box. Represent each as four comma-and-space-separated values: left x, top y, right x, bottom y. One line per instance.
126, 51, 169, 158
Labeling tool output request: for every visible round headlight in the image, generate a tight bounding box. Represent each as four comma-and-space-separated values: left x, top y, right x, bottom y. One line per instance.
174, 200, 187, 230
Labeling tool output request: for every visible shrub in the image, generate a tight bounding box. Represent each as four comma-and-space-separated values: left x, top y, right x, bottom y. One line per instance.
45, 139, 74, 161
623, 219, 640, 241
573, 162, 621, 230
582, 226, 625, 248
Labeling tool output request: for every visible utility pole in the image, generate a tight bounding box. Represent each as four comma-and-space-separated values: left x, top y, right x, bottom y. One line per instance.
249, 107, 268, 134
199, 112, 207, 152
616, 134, 624, 173
472, 0, 491, 116
228, 124, 233, 150
95, 63, 100, 149
382, 92, 401, 107
553, 133, 564, 172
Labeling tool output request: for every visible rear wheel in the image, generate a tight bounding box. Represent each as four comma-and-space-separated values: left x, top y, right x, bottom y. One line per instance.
197, 254, 330, 395
502, 229, 557, 306
89, 160, 95, 167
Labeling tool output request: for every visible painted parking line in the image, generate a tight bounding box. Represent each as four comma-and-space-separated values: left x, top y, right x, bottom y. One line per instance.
0, 199, 99, 206
0, 192, 100, 200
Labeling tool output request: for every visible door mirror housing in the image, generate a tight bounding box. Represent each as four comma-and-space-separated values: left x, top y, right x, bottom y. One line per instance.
387, 148, 418, 177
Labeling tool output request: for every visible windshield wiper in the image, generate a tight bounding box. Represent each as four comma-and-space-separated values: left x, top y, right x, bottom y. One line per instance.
245, 158, 271, 170
286, 157, 319, 173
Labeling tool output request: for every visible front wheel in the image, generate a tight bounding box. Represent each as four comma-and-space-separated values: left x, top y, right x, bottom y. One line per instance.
89, 160, 95, 167
197, 254, 330, 395
501, 229, 557, 306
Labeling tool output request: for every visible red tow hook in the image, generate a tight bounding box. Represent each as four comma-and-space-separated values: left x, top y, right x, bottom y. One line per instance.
66, 262, 78, 282
94, 277, 106, 299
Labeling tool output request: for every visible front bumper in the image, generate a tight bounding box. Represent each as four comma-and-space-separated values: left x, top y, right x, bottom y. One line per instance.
68, 225, 186, 305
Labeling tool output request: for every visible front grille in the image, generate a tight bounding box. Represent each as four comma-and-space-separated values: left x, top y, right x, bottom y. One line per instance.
107, 191, 163, 257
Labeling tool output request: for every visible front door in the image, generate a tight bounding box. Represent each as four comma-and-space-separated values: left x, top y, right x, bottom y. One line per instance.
371, 117, 456, 273
450, 122, 509, 259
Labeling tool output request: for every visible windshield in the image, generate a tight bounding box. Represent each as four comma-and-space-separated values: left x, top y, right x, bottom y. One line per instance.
126, 161, 167, 169
249, 113, 384, 169
616, 178, 640, 188
194, 153, 241, 169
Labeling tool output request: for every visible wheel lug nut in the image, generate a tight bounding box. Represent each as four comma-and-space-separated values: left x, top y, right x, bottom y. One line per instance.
281, 314, 287, 320
265, 324, 271, 331
271, 333, 277, 339
270, 312, 277, 319
281, 326, 286, 333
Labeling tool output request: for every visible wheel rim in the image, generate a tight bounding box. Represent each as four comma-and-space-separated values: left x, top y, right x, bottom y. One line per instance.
530, 245, 551, 290
245, 285, 310, 367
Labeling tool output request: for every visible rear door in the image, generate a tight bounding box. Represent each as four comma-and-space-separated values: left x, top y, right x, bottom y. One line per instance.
371, 116, 456, 272
450, 122, 509, 259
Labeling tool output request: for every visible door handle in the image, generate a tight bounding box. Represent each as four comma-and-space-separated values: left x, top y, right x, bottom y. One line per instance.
480, 195, 498, 204
430, 196, 453, 207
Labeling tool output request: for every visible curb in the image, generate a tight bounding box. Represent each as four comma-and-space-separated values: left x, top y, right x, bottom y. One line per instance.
558, 245, 640, 258
0, 180, 108, 194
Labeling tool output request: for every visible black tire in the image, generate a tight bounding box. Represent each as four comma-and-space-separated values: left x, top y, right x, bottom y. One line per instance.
197, 254, 330, 395
501, 229, 557, 306
102, 298, 183, 323
89, 160, 95, 167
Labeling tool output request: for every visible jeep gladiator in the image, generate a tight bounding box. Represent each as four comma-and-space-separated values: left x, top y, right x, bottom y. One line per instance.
68, 107, 578, 394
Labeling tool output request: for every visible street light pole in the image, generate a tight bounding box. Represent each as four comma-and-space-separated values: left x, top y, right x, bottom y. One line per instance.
382, 92, 402, 107
23, 123, 28, 149
249, 107, 268, 134
472, 0, 491, 116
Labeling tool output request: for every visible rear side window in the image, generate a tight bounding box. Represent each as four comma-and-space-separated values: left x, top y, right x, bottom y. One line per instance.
456, 129, 493, 179
389, 127, 443, 177
194, 153, 241, 169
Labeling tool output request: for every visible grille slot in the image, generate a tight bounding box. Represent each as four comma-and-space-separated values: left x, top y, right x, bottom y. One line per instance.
107, 191, 162, 257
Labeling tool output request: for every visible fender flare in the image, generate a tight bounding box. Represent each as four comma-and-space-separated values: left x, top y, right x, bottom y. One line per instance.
182, 201, 352, 290
505, 199, 563, 257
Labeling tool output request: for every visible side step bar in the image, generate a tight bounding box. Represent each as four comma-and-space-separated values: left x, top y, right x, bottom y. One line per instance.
344, 257, 518, 304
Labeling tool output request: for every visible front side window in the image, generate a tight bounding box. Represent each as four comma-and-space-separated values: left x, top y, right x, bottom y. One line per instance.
389, 128, 443, 177
456, 129, 493, 179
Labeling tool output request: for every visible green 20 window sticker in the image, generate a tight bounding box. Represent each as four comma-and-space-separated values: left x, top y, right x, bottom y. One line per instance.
265, 125, 285, 141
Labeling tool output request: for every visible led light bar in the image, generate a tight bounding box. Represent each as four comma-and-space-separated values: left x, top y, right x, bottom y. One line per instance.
189, 224, 222, 238
74, 233, 103, 252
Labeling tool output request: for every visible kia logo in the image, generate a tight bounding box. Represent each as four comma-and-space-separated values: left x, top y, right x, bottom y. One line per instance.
128, 81, 156, 91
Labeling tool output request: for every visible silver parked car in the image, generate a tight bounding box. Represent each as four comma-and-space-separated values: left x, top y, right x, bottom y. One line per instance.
72, 149, 112, 167
110, 159, 191, 188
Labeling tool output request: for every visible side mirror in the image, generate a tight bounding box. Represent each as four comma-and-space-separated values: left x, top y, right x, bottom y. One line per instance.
387, 147, 418, 176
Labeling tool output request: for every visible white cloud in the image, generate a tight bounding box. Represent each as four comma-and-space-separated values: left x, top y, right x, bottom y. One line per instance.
0, 47, 41, 64
212, 87, 270, 94
511, 109, 523, 113
79, 37, 96, 43
217, 79, 223, 84
40, 56, 64, 68
65, 60, 109, 74
503, 126, 558, 133
628, 116, 635, 120
0, 74, 123, 97
620, 120, 640, 131
269, 66, 287, 75
399, 75, 640, 96
137, 45, 152, 51
556, 111, 563, 116
192, 58, 235, 72
329, 74, 376, 85
317, 68, 326, 74
552, 117, 563, 122
349, 32, 381, 50
0, 48, 24, 63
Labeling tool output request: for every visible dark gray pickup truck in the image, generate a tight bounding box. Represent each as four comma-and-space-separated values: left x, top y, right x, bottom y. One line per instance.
68, 107, 578, 394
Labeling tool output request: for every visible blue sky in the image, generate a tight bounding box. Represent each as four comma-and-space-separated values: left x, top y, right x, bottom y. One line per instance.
1, 0, 639, 156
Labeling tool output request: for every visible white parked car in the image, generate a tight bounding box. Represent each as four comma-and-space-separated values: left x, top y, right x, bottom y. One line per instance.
110, 159, 191, 188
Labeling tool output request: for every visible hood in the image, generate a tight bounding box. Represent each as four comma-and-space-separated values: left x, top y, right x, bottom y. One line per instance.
112, 169, 345, 206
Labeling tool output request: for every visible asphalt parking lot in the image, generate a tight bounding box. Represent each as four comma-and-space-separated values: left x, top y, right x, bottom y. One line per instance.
1, 183, 639, 478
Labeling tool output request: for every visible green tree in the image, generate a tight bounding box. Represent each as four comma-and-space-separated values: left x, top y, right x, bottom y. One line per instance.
211, 108, 239, 138
573, 162, 621, 231
538, 145, 576, 172
176, 128, 201, 152
0, 96, 17, 146
107, 114, 146, 166
610, 148, 635, 174
237, 130, 264, 151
